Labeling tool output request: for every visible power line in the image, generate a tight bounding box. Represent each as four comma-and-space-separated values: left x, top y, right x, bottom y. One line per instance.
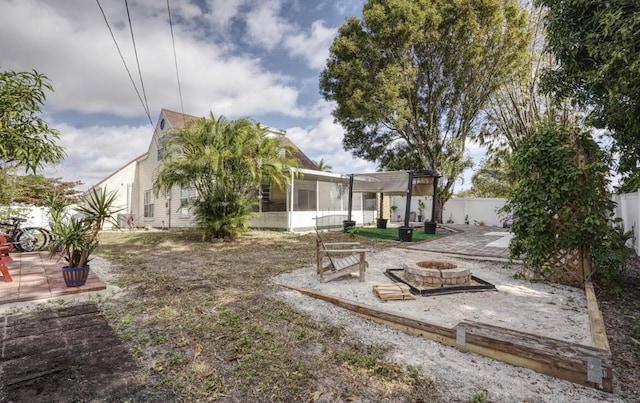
124, 0, 151, 121
167, 0, 185, 125
95, 0, 154, 128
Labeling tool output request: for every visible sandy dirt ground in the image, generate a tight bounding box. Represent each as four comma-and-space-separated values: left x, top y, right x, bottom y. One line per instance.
274, 247, 623, 402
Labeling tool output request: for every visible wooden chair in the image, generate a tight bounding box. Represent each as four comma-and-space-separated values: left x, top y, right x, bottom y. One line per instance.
315, 228, 369, 283
0, 234, 14, 282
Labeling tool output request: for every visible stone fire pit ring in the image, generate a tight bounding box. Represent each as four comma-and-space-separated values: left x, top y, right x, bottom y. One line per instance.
403, 260, 471, 287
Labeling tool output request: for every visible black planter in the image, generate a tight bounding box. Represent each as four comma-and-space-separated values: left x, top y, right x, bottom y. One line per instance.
424, 222, 437, 234
398, 226, 413, 242
343, 220, 356, 232
376, 218, 388, 229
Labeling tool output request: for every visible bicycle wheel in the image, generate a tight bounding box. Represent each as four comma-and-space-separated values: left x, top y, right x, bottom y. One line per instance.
16, 227, 50, 252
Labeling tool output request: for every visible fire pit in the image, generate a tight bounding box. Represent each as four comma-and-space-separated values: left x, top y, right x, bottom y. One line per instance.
403, 260, 470, 287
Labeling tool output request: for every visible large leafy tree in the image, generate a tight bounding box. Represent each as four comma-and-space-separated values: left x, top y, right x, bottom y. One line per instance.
468, 158, 510, 198
0, 70, 65, 173
320, 0, 530, 220
0, 173, 81, 206
478, 5, 576, 159
154, 113, 299, 241
536, 0, 640, 187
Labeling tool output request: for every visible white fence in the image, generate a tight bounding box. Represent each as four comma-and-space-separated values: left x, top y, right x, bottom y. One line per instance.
5, 193, 638, 252
388, 196, 508, 227
613, 191, 640, 254
442, 197, 507, 227
0, 206, 51, 229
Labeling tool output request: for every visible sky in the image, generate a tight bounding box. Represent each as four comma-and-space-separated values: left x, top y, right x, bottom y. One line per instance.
0, 0, 484, 191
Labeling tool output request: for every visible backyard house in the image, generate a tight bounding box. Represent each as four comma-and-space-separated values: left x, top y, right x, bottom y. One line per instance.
91, 109, 376, 232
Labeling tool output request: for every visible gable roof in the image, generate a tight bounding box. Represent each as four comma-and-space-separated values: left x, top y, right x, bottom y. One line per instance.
159, 109, 319, 171
161, 108, 201, 131
284, 137, 318, 170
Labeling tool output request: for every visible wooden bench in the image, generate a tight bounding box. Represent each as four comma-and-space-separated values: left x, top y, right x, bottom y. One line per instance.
0, 234, 14, 282
315, 229, 369, 283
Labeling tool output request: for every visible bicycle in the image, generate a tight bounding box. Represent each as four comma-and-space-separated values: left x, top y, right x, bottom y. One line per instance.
0, 217, 51, 252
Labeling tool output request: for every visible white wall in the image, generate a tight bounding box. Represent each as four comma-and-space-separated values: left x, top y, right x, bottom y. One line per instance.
388, 196, 508, 226
92, 159, 137, 229
442, 197, 507, 227
613, 191, 640, 253
0, 205, 50, 228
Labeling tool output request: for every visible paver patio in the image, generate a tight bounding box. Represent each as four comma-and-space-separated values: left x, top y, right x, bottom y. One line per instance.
0, 251, 106, 304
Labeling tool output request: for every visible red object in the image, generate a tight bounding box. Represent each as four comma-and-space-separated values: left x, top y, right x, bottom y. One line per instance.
0, 234, 14, 282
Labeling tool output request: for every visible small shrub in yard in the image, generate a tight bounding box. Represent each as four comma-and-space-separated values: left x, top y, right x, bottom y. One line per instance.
346, 226, 360, 240
592, 220, 635, 296
471, 385, 489, 402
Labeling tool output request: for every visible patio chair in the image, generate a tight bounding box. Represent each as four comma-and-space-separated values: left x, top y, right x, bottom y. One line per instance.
315, 228, 369, 283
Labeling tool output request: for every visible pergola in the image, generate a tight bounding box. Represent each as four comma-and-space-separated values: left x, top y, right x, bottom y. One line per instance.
346, 170, 440, 240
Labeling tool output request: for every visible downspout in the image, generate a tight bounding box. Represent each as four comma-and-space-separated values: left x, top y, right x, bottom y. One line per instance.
431, 175, 439, 223
167, 192, 171, 229
347, 174, 354, 221
288, 169, 294, 232
126, 184, 131, 215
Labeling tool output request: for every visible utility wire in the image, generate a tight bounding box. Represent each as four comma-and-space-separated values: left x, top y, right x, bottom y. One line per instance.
124, 0, 151, 121
166, 0, 186, 125
95, 0, 154, 128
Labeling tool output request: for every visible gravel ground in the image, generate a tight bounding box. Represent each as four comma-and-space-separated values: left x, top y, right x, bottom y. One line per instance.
273, 247, 624, 403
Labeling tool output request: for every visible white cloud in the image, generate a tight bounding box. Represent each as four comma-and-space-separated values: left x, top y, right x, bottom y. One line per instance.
42, 123, 151, 188
202, 0, 250, 34
286, 116, 377, 174
0, 0, 304, 119
244, 0, 290, 51
284, 20, 336, 70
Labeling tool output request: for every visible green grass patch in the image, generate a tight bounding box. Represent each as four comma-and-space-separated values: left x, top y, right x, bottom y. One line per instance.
356, 227, 440, 242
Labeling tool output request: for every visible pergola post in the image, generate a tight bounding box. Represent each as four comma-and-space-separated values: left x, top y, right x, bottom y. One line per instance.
399, 171, 414, 242
424, 174, 439, 234
343, 174, 356, 232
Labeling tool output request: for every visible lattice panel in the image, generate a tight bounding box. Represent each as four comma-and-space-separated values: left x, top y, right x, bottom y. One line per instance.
541, 246, 592, 287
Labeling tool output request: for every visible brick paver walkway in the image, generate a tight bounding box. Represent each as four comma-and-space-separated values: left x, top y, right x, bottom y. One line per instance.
407, 224, 513, 260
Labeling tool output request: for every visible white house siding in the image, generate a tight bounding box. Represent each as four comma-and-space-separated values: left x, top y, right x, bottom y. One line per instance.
89, 158, 138, 229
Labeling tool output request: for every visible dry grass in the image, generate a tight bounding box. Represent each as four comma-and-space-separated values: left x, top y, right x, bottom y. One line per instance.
97, 229, 442, 402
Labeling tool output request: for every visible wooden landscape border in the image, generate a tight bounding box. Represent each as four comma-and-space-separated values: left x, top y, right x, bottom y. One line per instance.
280, 283, 613, 392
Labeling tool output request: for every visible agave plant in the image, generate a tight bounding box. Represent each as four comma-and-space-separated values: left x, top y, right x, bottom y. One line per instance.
49, 187, 121, 268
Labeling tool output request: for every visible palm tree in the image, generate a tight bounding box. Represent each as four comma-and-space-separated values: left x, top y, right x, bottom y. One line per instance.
314, 158, 332, 172
154, 113, 299, 240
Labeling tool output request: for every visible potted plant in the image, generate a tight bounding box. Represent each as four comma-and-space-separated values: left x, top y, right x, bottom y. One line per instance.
48, 188, 121, 287
390, 205, 398, 222
417, 199, 425, 222
376, 192, 387, 229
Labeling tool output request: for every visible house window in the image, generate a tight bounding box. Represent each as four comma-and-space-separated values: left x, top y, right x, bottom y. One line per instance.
144, 190, 154, 218
180, 186, 190, 216
295, 181, 317, 211
260, 184, 271, 202
363, 192, 377, 210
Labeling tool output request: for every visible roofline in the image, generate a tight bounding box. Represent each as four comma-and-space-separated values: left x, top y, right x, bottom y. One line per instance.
90, 152, 147, 189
